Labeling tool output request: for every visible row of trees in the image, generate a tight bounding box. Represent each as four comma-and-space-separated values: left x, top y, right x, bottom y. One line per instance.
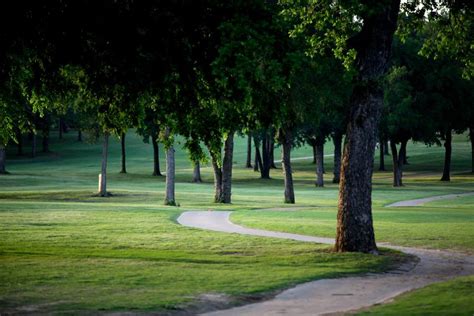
1, 0, 472, 253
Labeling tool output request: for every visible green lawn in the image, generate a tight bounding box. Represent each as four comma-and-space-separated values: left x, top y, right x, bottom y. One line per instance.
0, 130, 472, 313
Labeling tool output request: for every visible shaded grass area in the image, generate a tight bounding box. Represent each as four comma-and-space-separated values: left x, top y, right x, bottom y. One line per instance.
357, 275, 474, 315
0, 202, 399, 314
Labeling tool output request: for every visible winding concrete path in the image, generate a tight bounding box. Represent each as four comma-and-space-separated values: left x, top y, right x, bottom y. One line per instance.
386, 191, 474, 207
177, 211, 474, 316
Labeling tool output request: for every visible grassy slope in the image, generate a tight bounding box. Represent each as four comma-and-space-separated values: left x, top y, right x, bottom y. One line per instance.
0, 131, 398, 313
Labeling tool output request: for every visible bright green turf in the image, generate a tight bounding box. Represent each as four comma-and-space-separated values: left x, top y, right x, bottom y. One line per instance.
357, 275, 474, 315
0, 130, 472, 313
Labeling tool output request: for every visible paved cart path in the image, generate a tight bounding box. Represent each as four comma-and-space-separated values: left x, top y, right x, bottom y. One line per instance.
386, 191, 474, 207
177, 209, 474, 316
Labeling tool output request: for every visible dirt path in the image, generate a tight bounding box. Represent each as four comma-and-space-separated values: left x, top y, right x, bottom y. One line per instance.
177, 211, 474, 316
386, 191, 474, 207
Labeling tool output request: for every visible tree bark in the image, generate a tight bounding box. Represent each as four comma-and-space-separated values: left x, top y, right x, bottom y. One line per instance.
0, 145, 7, 174
260, 132, 271, 179
164, 129, 176, 205
441, 129, 452, 181
120, 133, 127, 174
312, 143, 317, 164
270, 135, 277, 169
379, 139, 385, 171
151, 134, 162, 176
246, 133, 252, 168
77, 130, 83, 142
470, 126, 474, 173
390, 140, 405, 187
315, 141, 324, 187
333, 133, 342, 183
335, 0, 400, 253
402, 144, 409, 165
210, 153, 223, 203
220, 132, 234, 203
281, 129, 295, 204
254, 137, 263, 172
192, 161, 202, 183
384, 141, 390, 155
98, 132, 109, 197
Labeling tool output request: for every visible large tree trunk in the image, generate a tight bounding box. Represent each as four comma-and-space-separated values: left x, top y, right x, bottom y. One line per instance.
164, 130, 176, 205
441, 129, 452, 181
315, 141, 324, 187
260, 132, 271, 179
281, 129, 295, 204
120, 132, 127, 174
246, 133, 252, 168
333, 133, 342, 183
210, 153, 223, 203
192, 161, 202, 183
98, 132, 109, 197
0, 145, 7, 174
151, 134, 162, 176
379, 139, 385, 171
335, 0, 400, 254
220, 132, 234, 203
470, 126, 474, 173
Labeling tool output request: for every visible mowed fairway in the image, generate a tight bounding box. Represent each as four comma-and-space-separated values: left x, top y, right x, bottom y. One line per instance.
0, 131, 473, 314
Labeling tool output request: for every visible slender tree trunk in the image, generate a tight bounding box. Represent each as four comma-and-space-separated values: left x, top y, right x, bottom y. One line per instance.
335, 0, 400, 254
192, 161, 202, 183
384, 141, 390, 155
441, 129, 452, 181
0, 145, 7, 174
152, 134, 162, 176
270, 135, 277, 169
281, 129, 295, 204
164, 130, 176, 205
315, 141, 324, 187
379, 140, 385, 171
246, 133, 252, 168
77, 130, 83, 142
470, 126, 474, 173
254, 137, 263, 172
210, 153, 223, 203
321, 143, 325, 173
402, 144, 409, 165
390, 141, 404, 187
120, 133, 127, 174
312, 143, 317, 164
220, 132, 234, 203
260, 132, 271, 179
333, 133, 342, 183
31, 133, 36, 158
98, 132, 109, 197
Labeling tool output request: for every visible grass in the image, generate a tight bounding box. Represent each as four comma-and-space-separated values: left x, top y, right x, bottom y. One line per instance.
357, 275, 474, 315
0, 130, 473, 313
